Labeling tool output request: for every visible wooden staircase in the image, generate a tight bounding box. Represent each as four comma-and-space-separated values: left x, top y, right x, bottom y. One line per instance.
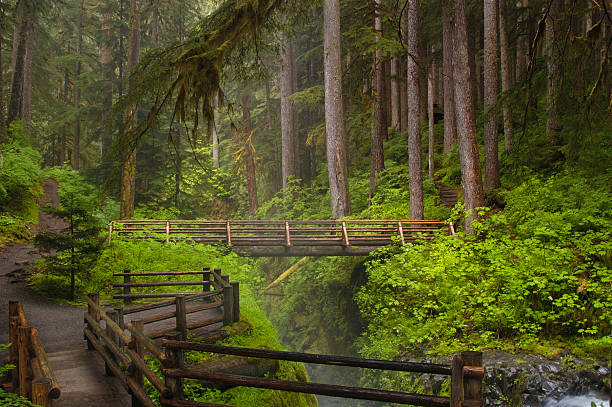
436, 182, 459, 208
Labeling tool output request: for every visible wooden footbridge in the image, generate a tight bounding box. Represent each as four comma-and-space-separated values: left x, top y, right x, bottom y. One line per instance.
109, 219, 453, 256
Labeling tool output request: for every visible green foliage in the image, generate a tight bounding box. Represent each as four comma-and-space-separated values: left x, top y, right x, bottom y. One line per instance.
356, 172, 612, 360
257, 178, 332, 220
32, 167, 115, 300
0, 137, 42, 220
0, 344, 39, 407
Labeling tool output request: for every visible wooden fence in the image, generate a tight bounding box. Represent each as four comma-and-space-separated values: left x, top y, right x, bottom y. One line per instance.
83, 291, 484, 407
159, 342, 484, 407
108, 219, 452, 256
6, 301, 61, 407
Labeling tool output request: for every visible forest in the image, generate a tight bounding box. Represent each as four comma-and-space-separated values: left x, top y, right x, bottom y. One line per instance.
0, 0, 610, 406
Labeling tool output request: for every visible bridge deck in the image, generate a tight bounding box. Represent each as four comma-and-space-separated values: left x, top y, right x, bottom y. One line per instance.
109, 219, 451, 256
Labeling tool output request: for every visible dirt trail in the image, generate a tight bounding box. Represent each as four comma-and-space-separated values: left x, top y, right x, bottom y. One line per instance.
0, 179, 131, 406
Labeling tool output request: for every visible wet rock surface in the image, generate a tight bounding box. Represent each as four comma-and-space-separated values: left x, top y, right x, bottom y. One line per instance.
414, 350, 610, 407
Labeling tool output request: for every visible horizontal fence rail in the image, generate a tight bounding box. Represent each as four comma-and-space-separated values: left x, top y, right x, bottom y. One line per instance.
158, 340, 484, 407
7, 301, 61, 407
108, 219, 452, 256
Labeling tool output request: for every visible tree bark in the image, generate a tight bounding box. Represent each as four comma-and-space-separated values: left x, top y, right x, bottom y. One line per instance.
442, 6, 457, 153
390, 58, 400, 129
546, 0, 562, 142
7, 20, 27, 128
428, 61, 435, 180
453, 0, 485, 229
515, 0, 527, 82
407, 0, 423, 220
290, 37, 300, 180
483, 0, 500, 192
21, 17, 33, 138
242, 94, 258, 217
119, 0, 141, 219
265, 80, 272, 130
212, 93, 220, 168
323, 0, 350, 218
0, 5, 5, 143
73, 2, 83, 170
499, 0, 513, 150
400, 58, 408, 133
101, 1, 114, 157
370, 0, 385, 200
280, 33, 295, 189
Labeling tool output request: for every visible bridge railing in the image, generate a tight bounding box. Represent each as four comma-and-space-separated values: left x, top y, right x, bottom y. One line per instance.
108, 219, 451, 248
158, 341, 484, 407
7, 301, 61, 407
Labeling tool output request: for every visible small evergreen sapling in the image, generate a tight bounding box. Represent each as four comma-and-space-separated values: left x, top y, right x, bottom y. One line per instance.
35, 169, 105, 300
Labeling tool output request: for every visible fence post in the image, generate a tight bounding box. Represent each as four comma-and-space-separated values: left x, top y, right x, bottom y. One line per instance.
123, 270, 132, 305
86, 293, 100, 350
18, 326, 32, 398
223, 284, 234, 326
105, 310, 119, 376
175, 296, 187, 340
202, 268, 211, 292
114, 307, 125, 330
461, 351, 484, 406
131, 319, 145, 407
163, 332, 184, 400
450, 353, 464, 407
231, 281, 240, 322
31, 378, 51, 407
166, 221, 171, 243
9, 315, 20, 390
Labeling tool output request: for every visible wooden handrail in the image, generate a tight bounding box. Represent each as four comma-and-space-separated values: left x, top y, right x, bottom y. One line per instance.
7, 301, 61, 404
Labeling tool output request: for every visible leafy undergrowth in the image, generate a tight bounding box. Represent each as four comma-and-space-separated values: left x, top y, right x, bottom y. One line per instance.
356, 172, 612, 361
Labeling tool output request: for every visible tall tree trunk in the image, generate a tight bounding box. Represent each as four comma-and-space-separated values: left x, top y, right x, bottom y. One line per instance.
407, 0, 423, 220
323, 0, 350, 218
212, 93, 220, 168
499, 0, 514, 150
7, 20, 26, 128
437, 65, 444, 109
484, 0, 500, 192
290, 36, 300, 180
546, 0, 562, 143
428, 61, 435, 180
515, 0, 527, 81
21, 18, 33, 138
119, 0, 141, 219
61, 69, 69, 164
265, 80, 272, 130
453, 0, 485, 229
0, 6, 5, 143
390, 58, 400, 129
400, 57, 408, 132
242, 94, 258, 217
370, 0, 385, 200
101, 1, 113, 158
73, 2, 83, 170
442, 6, 457, 153
280, 33, 295, 189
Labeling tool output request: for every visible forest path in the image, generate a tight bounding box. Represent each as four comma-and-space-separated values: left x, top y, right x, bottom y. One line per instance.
435, 181, 459, 208
0, 179, 131, 406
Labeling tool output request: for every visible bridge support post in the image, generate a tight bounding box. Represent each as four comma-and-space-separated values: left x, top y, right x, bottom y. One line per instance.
18, 326, 32, 398
9, 313, 20, 390
31, 378, 51, 407
231, 282, 240, 322
163, 332, 184, 401
461, 351, 484, 406
450, 353, 463, 407
175, 296, 187, 340
223, 284, 234, 326
202, 268, 211, 292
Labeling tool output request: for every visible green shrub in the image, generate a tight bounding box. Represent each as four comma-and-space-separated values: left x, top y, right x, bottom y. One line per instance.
0, 140, 42, 218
